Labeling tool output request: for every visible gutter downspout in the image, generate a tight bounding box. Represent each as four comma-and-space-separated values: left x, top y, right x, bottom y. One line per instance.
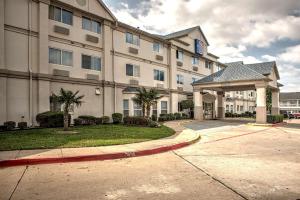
112, 21, 118, 113
28, 0, 33, 126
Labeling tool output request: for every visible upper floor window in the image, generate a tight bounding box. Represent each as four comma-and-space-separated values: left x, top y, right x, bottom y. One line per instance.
126, 64, 140, 77
153, 42, 162, 53
205, 60, 212, 69
49, 47, 73, 66
82, 17, 101, 33
126, 32, 139, 46
192, 77, 197, 83
49, 5, 73, 25
176, 50, 183, 60
177, 74, 184, 85
154, 69, 164, 81
81, 54, 101, 71
192, 57, 199, 65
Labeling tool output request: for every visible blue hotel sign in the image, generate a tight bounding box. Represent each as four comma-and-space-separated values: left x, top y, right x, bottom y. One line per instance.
194, 39, 202, 55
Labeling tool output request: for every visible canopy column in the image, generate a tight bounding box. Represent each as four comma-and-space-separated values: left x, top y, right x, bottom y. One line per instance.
256, 85, 267, 123
217, 91, 225, 119
271, 89, 280, 115
193, 90, 203, 121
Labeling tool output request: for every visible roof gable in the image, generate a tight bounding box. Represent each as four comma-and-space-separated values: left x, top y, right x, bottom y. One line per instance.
245, 61, 280, 79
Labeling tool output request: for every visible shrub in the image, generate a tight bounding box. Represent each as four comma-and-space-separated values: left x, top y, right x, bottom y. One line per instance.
4, 121, 16, 130
267, 115, 284, 124
95, 117, 102, 125
182, 113, 189, 119
78, 115, 97, 125
102, 116, 110, 124
112, 113, 123, 124
123, 116, 150, 126
18, 122, 27, 130
168, 113, 175, 120
158, 115, 167, 122
36, 111, 70, 128
151, 114, 157, 121
174, 113, 182, 120
148, 120, 160, 128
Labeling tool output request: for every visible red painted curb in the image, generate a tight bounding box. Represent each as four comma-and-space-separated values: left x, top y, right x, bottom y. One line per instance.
0, 136, 200, 168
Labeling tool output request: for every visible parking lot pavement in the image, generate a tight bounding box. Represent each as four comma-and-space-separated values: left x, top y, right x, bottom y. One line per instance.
175, 120, 300, 200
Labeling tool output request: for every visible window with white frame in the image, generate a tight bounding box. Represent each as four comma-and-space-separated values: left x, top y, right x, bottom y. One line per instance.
126, 32, 139, 46
153, 42, 162, 53
240, 106, 244, 112
230, 105, 233, 112
123, 99, 129, 117
226, 105, 229, 112
161, 101, 168, 114
176, 50, 183, 60
192, 57, 199, 65
237, 105, 240, 112
49, 47, 73, 66
152, 102, 157, 116
134, 102, 142, 116
49, 5, 73, 25
81, 54, 101, 71
154, 69, 164, 81
82, 17, 101, 33
126, 64, 140, 77
177, 74, 184, 85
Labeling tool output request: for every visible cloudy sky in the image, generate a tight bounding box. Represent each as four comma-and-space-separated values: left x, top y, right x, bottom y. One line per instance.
103, 0, 300, 92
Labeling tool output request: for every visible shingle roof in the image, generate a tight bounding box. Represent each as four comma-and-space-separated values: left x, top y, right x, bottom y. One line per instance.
193, 62, 268, 85
244, 61, 279, 78
280, 92, 300, 100
162, 26, 209, 45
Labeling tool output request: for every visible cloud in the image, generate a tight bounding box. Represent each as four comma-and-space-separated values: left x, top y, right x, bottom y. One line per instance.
262, 55, 277, 61
278, 45, 300, 64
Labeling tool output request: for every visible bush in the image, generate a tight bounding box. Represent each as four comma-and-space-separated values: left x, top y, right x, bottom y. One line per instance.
267, 115, 284, 124
123, 116, 150, 126
4, 121, 16, 130
18, 122, 27, 130
148, 120, 160, 128
36, 111, 70, 128
151, 114, 157, 121
112, 113, 123, 124
174, 113, 182, 120
102, 116, 110, 124
95, 117, 102, 125
78, 115, 97, 125
182, 113, 189, 119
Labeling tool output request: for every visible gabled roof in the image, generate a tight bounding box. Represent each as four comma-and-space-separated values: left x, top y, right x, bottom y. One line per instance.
98, 0, 117, 22
280, 92, 300, 100
193, 62, 268, 85
162, 26, 209, 45
245, 61, 280, 79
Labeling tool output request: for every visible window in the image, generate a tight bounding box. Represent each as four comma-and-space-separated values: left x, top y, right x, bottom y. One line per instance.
230, 105, 233, 112
217, 65, 222, 71
240, 106, 244, 112
205, 60, 212, 69
192, 77, 197, 83
82, 17, 101, 33
161, 101, 168, 114
176, 50, 183, 60
153, 42, 162, 53
81, 54, 101, 71
126, 32, 139, 46
50, 96, 62, 112
154, 69, 164, 81
226, 105, 229, 112
49, 5, 73, 25
134, 102, 142, 116
237, 105, 240, 112
126, 64, 140, 77
152, 102, 157, 116
192, 57, 199, 65
177, 74, 184, 85
49, 48, 73, 66
123, 99, 129, 117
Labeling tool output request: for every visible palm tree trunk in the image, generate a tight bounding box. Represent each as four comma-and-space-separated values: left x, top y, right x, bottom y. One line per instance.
63, 110, 69, 131
146, 105, 151, 118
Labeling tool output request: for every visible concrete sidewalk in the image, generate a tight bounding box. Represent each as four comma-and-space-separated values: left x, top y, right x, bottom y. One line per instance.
0, 120, 200, 167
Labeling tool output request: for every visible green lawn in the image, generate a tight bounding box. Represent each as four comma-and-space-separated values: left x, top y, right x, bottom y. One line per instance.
0, 125, 175, 151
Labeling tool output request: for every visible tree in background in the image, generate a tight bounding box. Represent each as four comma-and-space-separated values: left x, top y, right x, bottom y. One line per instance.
266, 88, 272, 114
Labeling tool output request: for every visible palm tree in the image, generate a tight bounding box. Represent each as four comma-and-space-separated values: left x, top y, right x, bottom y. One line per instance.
54, 88, 84, 131
132, 87, 162, 118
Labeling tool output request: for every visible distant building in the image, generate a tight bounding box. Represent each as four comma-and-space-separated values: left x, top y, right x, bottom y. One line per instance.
279, 92, 300, 114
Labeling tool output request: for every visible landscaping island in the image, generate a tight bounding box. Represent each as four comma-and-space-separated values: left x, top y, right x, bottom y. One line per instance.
0, 125, 175, 151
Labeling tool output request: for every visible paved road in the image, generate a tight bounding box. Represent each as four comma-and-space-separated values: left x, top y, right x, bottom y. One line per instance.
1, 120, 300, 200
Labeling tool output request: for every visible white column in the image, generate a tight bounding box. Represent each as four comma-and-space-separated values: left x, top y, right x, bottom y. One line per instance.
194, 90, 203, 120
170, 92, 178, 113
217, 91, 225, 119
256, 86, 267, 123
271, 89, 280, 115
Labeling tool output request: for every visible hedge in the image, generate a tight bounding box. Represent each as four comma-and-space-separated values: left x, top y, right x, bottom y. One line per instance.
17, 122, 28, 130
123, 116, 159, 127
4, 121, 16, 130
267, 115, 284, 124
112, 113, 123, 124
36, 111, 71, 128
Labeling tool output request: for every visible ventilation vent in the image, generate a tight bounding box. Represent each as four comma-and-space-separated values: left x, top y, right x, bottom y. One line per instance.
54, 25, 69, 35
86, 74, 99, 80
86, 34, 99, 43
130, 79, 139, 85
156, 55, 163, 61
193, 66, 198, 71
53, 69, 69, 77
128, 47, 139, 54
177, 61, 183, 67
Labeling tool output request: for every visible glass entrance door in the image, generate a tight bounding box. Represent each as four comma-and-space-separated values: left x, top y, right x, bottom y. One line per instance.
204, 102, 214, 119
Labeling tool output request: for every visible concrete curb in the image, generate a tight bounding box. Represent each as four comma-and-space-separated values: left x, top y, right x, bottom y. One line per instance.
247, 122, 287, 127
0, 133, 200, 168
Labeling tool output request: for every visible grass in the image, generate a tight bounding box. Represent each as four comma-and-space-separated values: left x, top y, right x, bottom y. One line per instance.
0, 125, 175, 151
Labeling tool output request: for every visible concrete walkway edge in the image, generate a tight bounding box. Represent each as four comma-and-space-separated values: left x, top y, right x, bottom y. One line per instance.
0, 121, 200, 168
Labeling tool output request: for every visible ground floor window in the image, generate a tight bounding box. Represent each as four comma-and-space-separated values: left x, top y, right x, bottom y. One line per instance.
123, 99, 129, 117
152, 102, 157, 116
240, 106, 244, 112
237, 105, 240, 112
226, 105, 229, 112
134, 102, 143, 116
161, 101, 168, 114
50, 95, 62, 112
230, 105, 233, 112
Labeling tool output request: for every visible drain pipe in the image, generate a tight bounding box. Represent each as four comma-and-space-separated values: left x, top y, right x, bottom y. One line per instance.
28, 0, 33, 126
112, 21, 117, 113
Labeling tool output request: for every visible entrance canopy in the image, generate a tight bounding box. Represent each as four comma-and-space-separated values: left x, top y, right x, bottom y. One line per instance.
192, 61, 282, 123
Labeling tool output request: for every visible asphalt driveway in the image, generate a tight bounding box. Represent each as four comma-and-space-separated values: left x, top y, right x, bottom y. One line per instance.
1, 120, 300, 200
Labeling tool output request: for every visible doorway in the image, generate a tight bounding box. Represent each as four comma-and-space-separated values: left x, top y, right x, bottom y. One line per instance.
204, 102, 214, 119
